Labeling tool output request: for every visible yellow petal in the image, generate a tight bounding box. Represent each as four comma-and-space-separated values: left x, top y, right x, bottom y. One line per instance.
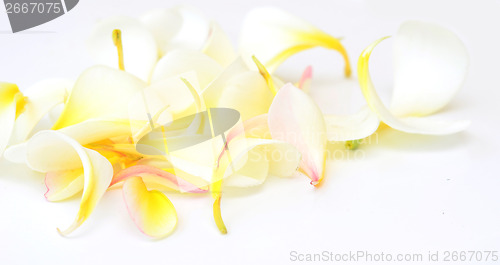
44, 169, 84, 202
0, 82, 22, 158
25, 131, 113, 235
122, 177, 177, 238
240, 7, 350, 76
52, 66, 147, 130
268, 83, 327, 185
11, 79, 73, 144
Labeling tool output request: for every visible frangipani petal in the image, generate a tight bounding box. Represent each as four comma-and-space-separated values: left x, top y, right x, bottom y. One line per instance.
44, 169, 84, 202
111, 165, 208, 193
58, 119, 138, 146
297, 65, 313, 92
150, 49, 223, 88
324, 106, 380, 141
202, 22, 236, 66
122, 177, 177, 238
391, 21, 469, 117
222, 138, 300, 187
216, 71, 275, 121
139, 8, 183, 56
202, 57, 282, 121
358, 37, 470, 135
11, 79, 73, 143
240, 7, 350, 76
25, 131, 113, 235
87, 16, 158, 81
52, 66, 147, 130
0, 82, 23, 158
268, 83, 327, 185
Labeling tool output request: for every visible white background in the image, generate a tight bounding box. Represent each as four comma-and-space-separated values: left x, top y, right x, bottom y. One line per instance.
1, 0, 499, 264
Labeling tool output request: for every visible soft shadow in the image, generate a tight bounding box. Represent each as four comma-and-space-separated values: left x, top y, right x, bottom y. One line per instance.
362, 125, 472, 152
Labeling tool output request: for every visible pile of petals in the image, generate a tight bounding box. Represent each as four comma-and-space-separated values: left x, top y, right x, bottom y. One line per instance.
0, 6, 470, 239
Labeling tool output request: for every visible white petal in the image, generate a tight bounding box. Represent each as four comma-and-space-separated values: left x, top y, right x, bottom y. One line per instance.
10, 79, 73, 144
150, 49, 222, 88
139, 8, 183, 56
268, 83, 327, 185
222, 138, 300, 187
358, 36, 470, 135
391, 21, 469, 116
202, 57, 282, 121
202, 22, 236, 67
0, 97, 17, 158
239, 7, 350, 75
26, 131, 113, 235
324, 106, 380, 141
162, 6, 210, 51
87, 16, 158, 81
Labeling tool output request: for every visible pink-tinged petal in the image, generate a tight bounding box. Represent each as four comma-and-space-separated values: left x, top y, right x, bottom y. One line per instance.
111, 165, 208, 193
217, 114, 270, 167
26, 131, 113, 236
297, 65, 313, 91
268, 83, 327, 185
44, 169, 84, 202
122, 177, 177, 238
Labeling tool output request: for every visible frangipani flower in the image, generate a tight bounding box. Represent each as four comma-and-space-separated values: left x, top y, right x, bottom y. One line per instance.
5, 64, 206, 237
0, 80, 72, 158
240, 7, 351, 76
356, 21, 470, 135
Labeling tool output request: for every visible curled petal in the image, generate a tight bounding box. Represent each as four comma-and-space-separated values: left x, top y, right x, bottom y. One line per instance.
123, 177, 177, 238
11, 79, 73, 144
150, 49, 223, 88
240, 7, 350, 76
87, 16, 158, 81
203, 57, 282, 121
202, 22, 236, 66
52, 66, 147, 130
26, 131, 113, 235
45, 169, 84, 202
391, 21, 469, 117
111, 165, 208, 193
358, 37, 470, 135
324, 106, 380, 141
268, 83, 327, 185
139, 8, 183, 56
142, 6, 210, 54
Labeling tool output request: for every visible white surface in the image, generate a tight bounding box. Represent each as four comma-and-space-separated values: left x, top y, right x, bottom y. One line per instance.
1, 0, 499, 264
